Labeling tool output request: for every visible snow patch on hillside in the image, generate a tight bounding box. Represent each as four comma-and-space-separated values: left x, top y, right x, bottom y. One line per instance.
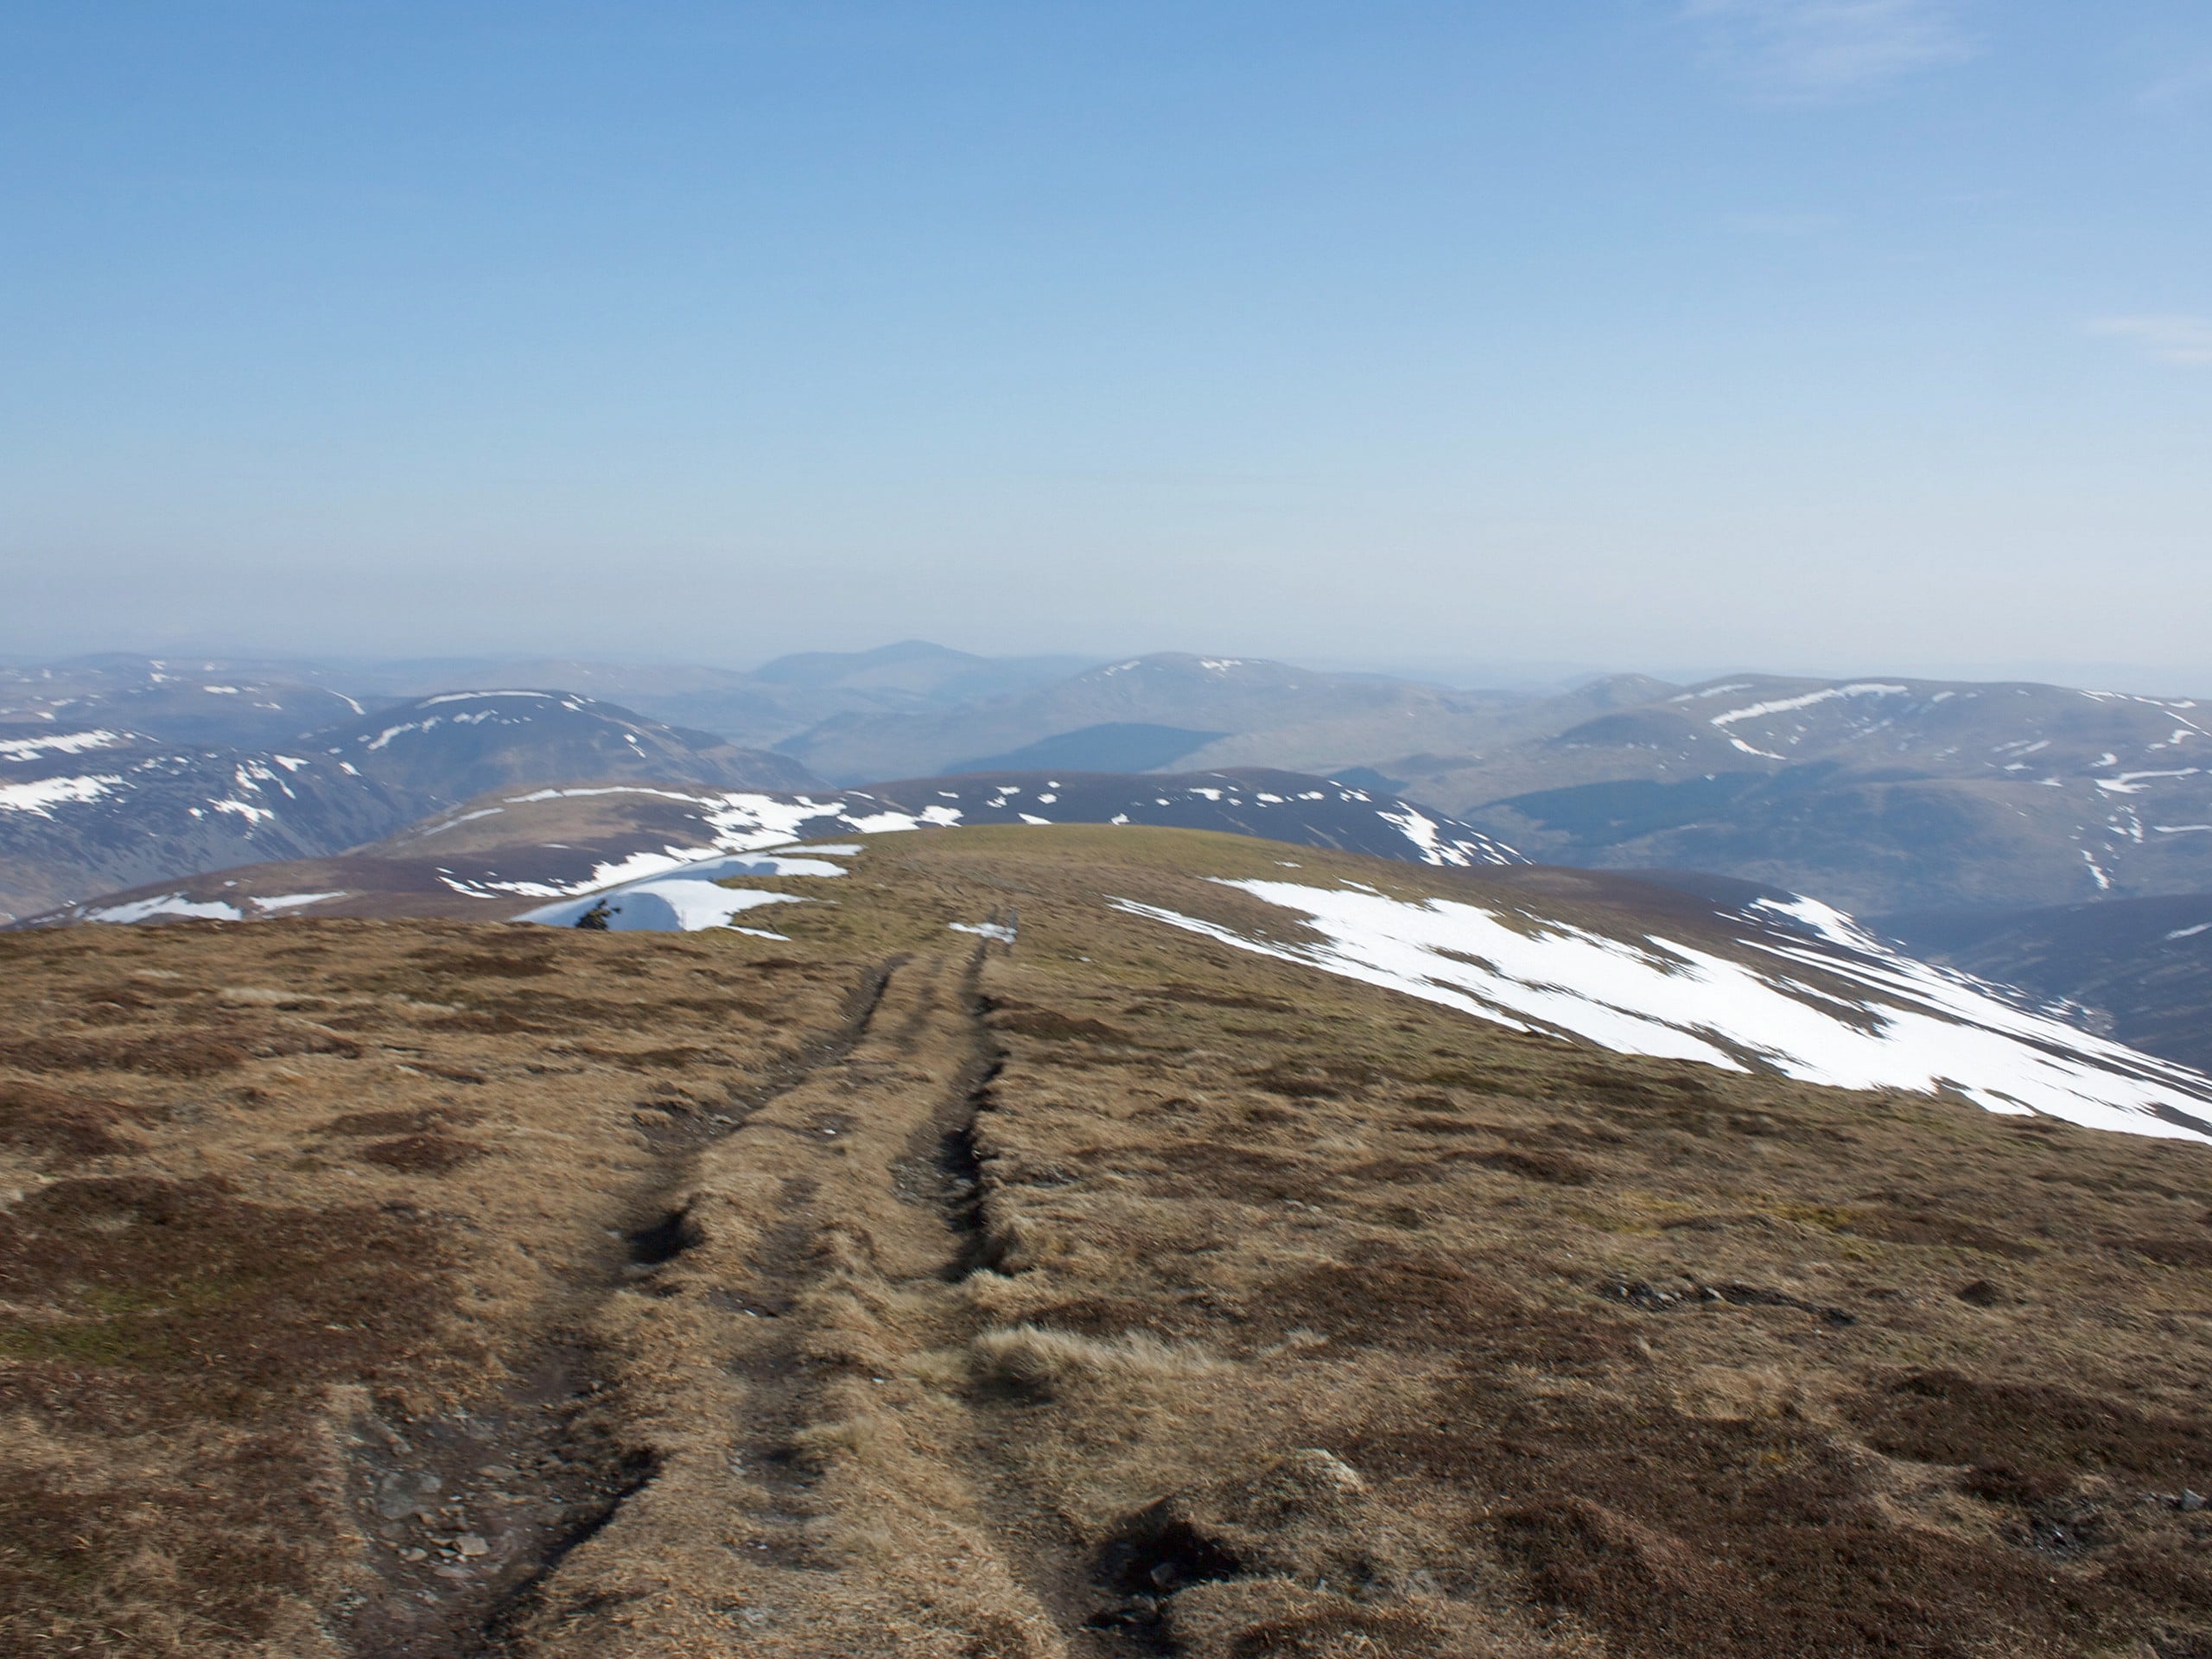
0, 774, 125, 816
447, 847, 848, 903
841, 804, 964, 836
420, 690, 561, 706
78, 893, 245, 924
519, 880, 805, 932
514, 852, 845, 931
1376, 804, 1519, 868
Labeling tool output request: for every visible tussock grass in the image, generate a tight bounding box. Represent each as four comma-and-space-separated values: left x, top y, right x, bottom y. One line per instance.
969, 1323, 1226, 1400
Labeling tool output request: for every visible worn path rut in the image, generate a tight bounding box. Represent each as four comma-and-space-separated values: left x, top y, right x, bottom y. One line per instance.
457, 935, 1083, 1658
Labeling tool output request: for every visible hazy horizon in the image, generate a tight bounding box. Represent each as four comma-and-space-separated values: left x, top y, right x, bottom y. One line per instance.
7, 3, 2208, 683
6, 635, 2209, 703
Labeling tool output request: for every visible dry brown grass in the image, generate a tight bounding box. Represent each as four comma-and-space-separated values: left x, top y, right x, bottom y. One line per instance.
969, 1325, 1227, 1402
2, 824, 2209, 1657
0, 916, 853, 1656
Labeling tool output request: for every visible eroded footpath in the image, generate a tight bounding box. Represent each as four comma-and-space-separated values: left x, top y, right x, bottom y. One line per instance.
480, 938, 1071, 1657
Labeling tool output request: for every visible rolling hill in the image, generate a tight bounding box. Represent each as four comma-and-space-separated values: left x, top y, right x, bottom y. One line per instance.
773, 653, 1584, 784
310, 690, 816, 803
1, 645, 1105, 757
0, 727, 410, 927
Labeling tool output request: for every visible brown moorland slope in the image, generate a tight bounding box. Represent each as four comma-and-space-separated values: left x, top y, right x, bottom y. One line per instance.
3, 825, 2209, 1658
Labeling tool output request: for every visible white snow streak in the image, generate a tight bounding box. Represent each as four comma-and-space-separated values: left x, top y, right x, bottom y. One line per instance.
2094, 769, 2200, 795
0, 729, 127, 762
254, 892, 348, 913
1708, 683, 1910, 728
421, 690, 559, 706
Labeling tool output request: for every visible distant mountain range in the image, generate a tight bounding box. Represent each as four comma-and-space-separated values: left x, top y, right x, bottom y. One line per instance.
0, 642, 1098, 753
764, 656, 2212, 913
441, 642, 1096, 748
772, 652, 1589, 782
23, 650, 2212, 1079
10, 645, 2212, 925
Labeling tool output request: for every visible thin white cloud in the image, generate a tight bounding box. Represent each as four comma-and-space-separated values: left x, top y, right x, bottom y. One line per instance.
1682, 0, 1976, 102
2088, 315, 2212, 368
2140, 58, 2212, 111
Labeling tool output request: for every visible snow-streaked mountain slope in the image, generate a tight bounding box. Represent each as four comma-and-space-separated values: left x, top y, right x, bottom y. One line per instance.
1393, 675, 2212, 911
1114, 871, 2212, 1144
0, 728, 408, 924
19, 768, 1520, 927
29, 806, 2212, 1144
308, 690, 817, 800
0, 692, 811, 921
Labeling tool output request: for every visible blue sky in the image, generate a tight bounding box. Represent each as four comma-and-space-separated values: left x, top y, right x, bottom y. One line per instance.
3, 2, 2209, 686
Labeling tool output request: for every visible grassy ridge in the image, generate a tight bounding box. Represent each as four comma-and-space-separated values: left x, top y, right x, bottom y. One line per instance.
1, 825, 2208, 1656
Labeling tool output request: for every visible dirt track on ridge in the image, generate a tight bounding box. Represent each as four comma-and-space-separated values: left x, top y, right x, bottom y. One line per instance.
467, 934, 1090, 1657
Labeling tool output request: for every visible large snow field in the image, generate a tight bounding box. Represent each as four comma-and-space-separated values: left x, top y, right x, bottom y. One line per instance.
1115, 878, 2212, 1144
